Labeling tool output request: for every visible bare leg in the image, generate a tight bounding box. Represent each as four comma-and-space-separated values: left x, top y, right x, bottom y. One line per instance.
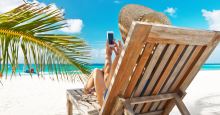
93, 69, 106, 106
84, 69, 103, 94
84, 71, 95, 94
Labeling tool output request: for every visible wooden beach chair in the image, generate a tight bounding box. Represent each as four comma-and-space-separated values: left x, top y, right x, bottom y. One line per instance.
66, 21, 220, 115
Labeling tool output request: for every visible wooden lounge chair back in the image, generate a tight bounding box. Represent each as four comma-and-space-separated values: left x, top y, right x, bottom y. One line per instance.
100, 21, 220, 115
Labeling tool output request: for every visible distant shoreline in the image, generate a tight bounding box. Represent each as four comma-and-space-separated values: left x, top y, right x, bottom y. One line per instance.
0, 64, 219, 76
203, 63, 220, 65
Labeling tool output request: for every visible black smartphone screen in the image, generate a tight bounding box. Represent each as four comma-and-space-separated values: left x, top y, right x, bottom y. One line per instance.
108, 33, 114, 45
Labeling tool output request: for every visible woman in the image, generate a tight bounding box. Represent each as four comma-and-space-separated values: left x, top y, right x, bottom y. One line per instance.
84, 4, 171, 106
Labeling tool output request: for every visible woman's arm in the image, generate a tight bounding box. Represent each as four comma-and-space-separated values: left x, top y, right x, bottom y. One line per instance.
105, 41, 123, 88
103, 42, 112, 85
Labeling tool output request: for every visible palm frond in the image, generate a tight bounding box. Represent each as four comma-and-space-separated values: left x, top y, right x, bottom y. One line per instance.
0, 3, 91, 79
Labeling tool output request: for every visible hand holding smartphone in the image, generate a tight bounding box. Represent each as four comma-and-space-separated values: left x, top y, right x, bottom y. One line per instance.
107, 31, 114, 47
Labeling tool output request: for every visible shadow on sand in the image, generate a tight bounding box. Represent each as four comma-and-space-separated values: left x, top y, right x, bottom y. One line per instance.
191, 95, 220, 115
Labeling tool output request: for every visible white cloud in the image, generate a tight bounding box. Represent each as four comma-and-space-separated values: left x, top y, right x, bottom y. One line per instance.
89, 48, 105, 63
61, 19, 84, 33
202, 9, 220, 31
206, 44, 220, 64
0, 0, 82, 34
164, 7, 177, 17
0, 0, 23, 13
202, 9, 220, 63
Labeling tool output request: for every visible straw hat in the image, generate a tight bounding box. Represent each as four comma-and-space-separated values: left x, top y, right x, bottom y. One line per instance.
119, 4, 171, 41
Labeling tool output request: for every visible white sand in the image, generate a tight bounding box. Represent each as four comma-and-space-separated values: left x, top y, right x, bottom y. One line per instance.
0, 70, 220, 115
0, 75, 84, 115
171, 70, 220, 115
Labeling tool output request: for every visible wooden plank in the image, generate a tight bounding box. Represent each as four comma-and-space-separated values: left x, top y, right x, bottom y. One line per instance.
157, 46, 203, 111
67, 89, 78, 96
166, 33, 220, 114
169, 46, 202, 91
119, 98, 135, 115
134, 44, 176, 112
124, 44, 156, 98
67, 94, 73, 115
136, 22, 216, 45
111, 43, 155, 115
76, 89, 83, 95
132, 44, 166, 99
180, 49, 218, 91
67, 89, 101, 115
173, 94, 190, 115
87, 110, 99, 115
163, 42, 218, 114
129, 93, 175, 104
149, 46, 194, 111
140, 45, 185, 113
100, 22, 152, 115
162, 46, 215, 113
74, 89, 82, 96
66, 90, 81, 101
110, 97, 124, 115
91, 102, 101, 110
132, 44, 166, 113
158, 46, 194, 93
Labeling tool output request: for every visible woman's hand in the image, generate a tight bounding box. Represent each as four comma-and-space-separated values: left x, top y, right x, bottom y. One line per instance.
106, 42, 113, 57
106, 40, 123, 57
113, 40, 123, 56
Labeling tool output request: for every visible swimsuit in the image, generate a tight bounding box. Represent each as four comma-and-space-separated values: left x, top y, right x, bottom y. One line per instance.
103, 88, 108, 99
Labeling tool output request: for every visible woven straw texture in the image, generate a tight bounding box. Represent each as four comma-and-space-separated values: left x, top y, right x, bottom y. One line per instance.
119, 4, 171, 40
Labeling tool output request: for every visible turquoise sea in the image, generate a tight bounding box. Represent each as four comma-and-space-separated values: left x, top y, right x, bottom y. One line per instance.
1, 64, 220, 75
201, 64, 220, 70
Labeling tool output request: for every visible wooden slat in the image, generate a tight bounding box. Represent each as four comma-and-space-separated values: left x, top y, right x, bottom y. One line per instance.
180, 49, 218, 91
129, 93, 175, 104
67, 94, 73, 115
91, 102, 101, 110
174, 94, 190, 115
67, 89, 101, 115
119, 98, 135, 115
141, 45, 186, 113
163, 43, 218, 114
149, 46, 194, 111
112, 44, 155, 115
157, 46, 203, 110
124, 44, 156, 97
66, 90, 81, 101
134, 44, 176, 112
136, 22, 216, 45
75, 89, 83, 96
159, 46, 194, 92
132, 44, 166, 113
100, 22, 152, 115
132, 44, 166, 99
164, 32, 220, 114
110, 97, 124, 115
67, 89, 78, 96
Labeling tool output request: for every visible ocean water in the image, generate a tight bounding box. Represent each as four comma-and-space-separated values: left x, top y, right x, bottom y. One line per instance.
201, 64, 220, 70
0, 64, 219, 75
0, 64, 104, 75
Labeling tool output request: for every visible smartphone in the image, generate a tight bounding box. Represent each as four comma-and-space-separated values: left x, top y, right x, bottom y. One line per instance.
107, 31, 114, 47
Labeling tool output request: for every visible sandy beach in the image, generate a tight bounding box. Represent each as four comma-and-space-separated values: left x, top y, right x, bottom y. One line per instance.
0, 70, 220, 115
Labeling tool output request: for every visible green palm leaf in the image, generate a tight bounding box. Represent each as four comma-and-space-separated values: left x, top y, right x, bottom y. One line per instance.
0, 3, 91, 80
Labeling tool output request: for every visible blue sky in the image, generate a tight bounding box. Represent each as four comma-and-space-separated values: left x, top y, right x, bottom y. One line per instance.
0, 0, 220, 63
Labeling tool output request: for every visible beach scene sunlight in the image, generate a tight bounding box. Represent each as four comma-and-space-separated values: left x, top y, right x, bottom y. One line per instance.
0, 0, 220, 115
